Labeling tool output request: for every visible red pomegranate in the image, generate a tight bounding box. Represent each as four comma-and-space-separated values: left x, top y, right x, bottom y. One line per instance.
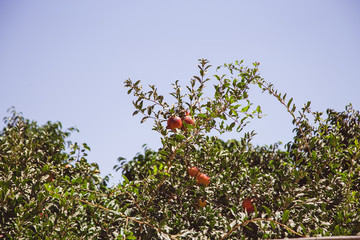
166, 116, 182, 130
188, 166, 200, 177
242, 198, 255, 214
196, 173, 210, 186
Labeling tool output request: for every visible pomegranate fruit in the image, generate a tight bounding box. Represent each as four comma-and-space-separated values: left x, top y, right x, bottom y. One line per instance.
183, 115, 195, 125
196, 173, 210, 186
198, 199, 207, 208
242, 198, 255, 214
166, 116, 182, 130
188, 166, 200, 177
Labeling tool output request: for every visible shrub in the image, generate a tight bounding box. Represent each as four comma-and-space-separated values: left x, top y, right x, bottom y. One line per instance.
1, 59, 359, 239
117, 59, 360, 238
0, 109, 111, 239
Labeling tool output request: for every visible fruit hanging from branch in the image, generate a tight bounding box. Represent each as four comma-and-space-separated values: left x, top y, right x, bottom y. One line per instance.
196, 173, 210, 186
166, 116, 183, 131
242, 198, 255, 214
188, 166, 200, 177
183, 115, 195, 125
182, 111, 195, 131
198, 199, 207, 208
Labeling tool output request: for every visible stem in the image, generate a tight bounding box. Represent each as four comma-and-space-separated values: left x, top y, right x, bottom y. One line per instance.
254, 79, 313, 158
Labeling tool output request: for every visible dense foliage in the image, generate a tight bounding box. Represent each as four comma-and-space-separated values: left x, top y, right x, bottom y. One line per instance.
0, 109, 115, 239
118, 59, 360, 238
117, 105, 360, 238
1, 59, 359, 239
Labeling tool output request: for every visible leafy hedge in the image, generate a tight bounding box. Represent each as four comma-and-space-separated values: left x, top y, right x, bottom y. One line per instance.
1, 59, 359, 239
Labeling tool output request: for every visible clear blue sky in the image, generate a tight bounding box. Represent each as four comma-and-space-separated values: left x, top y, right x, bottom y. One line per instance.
1, 1, 359, 185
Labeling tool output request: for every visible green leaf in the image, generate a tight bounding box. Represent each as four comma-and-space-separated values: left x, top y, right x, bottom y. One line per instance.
287, 97, 293, 109
241, 105, 250, 112
262, 205, 272, 216
147, 105, 152, 115
141, 116, 149, 123
270, 221, 276, 229
197, 113, 207, 118
229, 122, 235, 130
83, 143, 91, 151
334, 224, 340, 235
282, 210, 290, 224
127, 234, 137, 239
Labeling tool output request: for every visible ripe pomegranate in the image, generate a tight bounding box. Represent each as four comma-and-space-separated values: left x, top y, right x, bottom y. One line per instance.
242, 198, 255, 214
188, 166, 200, 177
198, 199, 207, 208
183, 115, 195, 125
166, 116, 182, 130
196, 173, 210, 186
182, 111, 195, 131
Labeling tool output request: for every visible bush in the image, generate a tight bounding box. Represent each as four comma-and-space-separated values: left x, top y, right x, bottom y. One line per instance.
1, 59, 359, 239
0, 109, 111, 239
117, 59, 360, 238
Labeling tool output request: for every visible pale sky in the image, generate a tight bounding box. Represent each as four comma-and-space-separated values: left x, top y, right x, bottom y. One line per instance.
1, 1, 359, 185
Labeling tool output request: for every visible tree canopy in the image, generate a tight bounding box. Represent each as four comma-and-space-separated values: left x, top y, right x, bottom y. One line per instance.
1, 59, 359, 239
